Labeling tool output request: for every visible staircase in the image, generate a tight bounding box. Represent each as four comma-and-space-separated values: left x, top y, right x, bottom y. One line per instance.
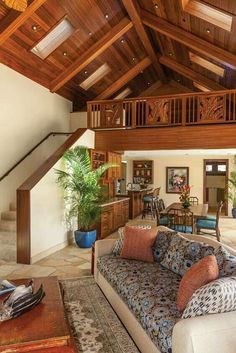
0, 202, 16, 262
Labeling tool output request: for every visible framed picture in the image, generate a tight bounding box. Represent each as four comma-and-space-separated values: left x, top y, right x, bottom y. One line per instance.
166, 167, 189, 193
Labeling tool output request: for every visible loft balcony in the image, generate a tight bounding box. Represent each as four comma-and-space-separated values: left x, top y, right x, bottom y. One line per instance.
87, 89, 236, 130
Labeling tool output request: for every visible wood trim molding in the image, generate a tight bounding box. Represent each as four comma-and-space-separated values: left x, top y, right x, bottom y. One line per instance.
0, 0, 47, 46
50, 17, 133, 92
122, 0, 166, 82
159, 55, 225, 91
95, 124, 236, 151
96, 57, 152, 100
189, 52, 225, 77
141, 9, 236, 70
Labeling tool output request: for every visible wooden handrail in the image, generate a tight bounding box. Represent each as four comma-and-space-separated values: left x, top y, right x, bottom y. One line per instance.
17, 128, 88, 264
18, 128, 87, 191
0, 132, 72, 182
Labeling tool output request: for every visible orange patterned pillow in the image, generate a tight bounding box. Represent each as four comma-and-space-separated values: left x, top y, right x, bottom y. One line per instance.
177, 255, 219, 311
120, 225, 157, 262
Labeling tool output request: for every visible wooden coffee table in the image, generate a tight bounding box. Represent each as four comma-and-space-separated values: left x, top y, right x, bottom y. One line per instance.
0, 277, 77, 353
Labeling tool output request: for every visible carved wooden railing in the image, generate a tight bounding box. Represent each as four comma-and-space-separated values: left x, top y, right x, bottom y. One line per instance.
87, 89, 236, 129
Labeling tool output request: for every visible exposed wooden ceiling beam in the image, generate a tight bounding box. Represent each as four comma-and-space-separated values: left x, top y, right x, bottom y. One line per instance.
51, 17, 133, 92
122, 0, 166, 82
169, 80, 194, 93
159, 56, 225, 90
0, 0, 47, 46
141, 9, 236, 70
96, 57, 152, 100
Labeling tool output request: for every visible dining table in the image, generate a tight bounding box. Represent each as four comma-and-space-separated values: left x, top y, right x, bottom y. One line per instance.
161, 202, 209, 219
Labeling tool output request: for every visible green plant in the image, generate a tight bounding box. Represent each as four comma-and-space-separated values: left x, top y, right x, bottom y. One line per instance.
227, 171, 236, 208
55, 146, 115, 231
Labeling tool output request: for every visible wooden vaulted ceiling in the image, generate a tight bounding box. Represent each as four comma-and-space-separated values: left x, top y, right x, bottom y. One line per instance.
1, 0, 236, 111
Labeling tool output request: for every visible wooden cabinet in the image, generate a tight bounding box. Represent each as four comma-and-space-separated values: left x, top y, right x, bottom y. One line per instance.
133, 160, 153, 184
90, 150, 106, 170
98, 199, 129, 239
100, 205, 113, 239
107, 152, 121, 179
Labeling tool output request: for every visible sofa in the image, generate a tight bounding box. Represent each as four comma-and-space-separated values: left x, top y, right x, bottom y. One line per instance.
94, 227, 236, 353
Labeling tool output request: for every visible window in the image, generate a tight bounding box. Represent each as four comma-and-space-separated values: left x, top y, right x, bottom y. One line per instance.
80, 64, 111, 90
206, 165, 213, 172
190, 52, 224, 77
114, 88, 132, 100
31, 18, 74, 60
218, 165, 226, 172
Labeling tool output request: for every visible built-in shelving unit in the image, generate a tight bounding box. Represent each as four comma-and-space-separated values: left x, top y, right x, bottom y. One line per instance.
133, 160, 153, 184
90, 150, 106, 170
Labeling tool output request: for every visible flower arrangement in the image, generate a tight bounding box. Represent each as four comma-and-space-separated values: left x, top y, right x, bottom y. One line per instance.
179, 185, 191, 208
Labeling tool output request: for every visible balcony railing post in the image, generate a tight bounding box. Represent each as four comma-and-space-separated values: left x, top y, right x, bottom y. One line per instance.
182, 96, 186, 127
132, 100, 136, 129
87, 103, 92, 128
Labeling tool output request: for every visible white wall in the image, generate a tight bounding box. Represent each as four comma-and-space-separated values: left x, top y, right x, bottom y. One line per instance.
0, 64, 72, 212
30, 130, 95, 263
70, 111, 88, 131
124, 154, 236, 213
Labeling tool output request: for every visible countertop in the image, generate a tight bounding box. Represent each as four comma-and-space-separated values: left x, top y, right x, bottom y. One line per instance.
101, 197, 130, 207
116, 188, 153, 196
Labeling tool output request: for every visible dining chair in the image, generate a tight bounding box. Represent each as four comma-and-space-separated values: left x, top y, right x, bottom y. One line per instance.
196, 201, 224, 242
167, 208, 194, 233
156, 199, 169, 226
189, 196, 199, 205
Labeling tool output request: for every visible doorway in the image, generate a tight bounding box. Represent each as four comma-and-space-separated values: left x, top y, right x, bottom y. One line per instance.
203, 159, 228, 216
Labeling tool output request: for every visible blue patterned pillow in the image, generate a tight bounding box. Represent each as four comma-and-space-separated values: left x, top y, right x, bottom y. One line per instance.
182, 277, 236, 319
161, 233, 215, 276
152, 230, 177, 262
215, 246, 236, 277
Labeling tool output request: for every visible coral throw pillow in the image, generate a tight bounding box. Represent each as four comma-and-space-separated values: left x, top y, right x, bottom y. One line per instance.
177, 255, 219, 311
120, 225, 157, 262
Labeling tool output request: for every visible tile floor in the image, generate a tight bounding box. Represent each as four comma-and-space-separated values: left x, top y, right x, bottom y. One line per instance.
0, 216, 235, 280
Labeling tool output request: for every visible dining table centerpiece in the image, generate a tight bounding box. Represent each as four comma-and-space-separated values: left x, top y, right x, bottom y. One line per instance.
179, 185, 191, 208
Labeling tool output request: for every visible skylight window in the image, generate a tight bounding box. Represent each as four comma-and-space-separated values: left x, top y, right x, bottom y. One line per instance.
182, 0, 232, 32
189, 52, 225, 77
80, 64, 111, 90
193, 82, 210, 92
115, 88, 132, 100
31, 18, 74, 60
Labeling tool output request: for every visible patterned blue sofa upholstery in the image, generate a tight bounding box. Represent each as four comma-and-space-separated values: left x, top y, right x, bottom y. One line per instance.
97, 255, 181, 353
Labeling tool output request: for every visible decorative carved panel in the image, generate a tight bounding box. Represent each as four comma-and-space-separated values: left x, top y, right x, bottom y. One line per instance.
100, 103, 123, 128
198, 95, 225, 122
146, 99, 170, 125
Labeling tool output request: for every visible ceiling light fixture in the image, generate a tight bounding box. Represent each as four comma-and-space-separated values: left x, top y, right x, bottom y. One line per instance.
169, 52, 173, 56
89, 32, 92, 36
120, 39, 125, 44
63, 51, 67, 56
206, 28, 211, 34
154, 4, 159, 9
105, 14, 109, 19
32, 24, 38, 31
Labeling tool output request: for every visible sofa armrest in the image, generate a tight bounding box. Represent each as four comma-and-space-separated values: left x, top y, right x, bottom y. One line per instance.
172, 311, 236, 353
94, 239, 116, 281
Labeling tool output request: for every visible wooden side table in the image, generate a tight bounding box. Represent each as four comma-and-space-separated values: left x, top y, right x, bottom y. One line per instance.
0, 277, 77, 353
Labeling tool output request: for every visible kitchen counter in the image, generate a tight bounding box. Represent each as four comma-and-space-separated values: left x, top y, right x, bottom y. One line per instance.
101, 197, 130, 207
116, 188, 153, 219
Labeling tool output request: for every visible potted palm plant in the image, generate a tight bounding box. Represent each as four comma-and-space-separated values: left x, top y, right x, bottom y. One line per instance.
227, 171, 236, 218
55, 146, 115, 248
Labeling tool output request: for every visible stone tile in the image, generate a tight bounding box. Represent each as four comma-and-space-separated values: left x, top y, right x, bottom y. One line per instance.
77, 253, 91, 261
0, 265, 18, 277
77, 262, 91, 270
64, 257, 87, 265
36, 258, 69, 267
9, 265, 56, 279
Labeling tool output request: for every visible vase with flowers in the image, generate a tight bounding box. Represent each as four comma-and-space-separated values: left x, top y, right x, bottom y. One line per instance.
179, 185, 191, 208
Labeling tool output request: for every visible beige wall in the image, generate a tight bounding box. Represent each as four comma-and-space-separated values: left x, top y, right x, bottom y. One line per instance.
124, 154, 236, 212
30, 130, 95, 263
0, 64, 72, 212
70, 111, 88, 131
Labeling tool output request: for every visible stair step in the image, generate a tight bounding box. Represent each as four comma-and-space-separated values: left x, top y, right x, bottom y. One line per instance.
0, 244, 16, 262
0, 231, 16, 245
10, 202, 16, 211
1, 211, 17, 221
0, 220, 16, 232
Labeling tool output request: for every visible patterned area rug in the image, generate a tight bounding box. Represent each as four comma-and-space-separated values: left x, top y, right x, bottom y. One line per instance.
60, 277, 140, 353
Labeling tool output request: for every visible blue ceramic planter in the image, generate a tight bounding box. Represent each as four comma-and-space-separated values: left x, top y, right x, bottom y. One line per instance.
74, 229, 97, 248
